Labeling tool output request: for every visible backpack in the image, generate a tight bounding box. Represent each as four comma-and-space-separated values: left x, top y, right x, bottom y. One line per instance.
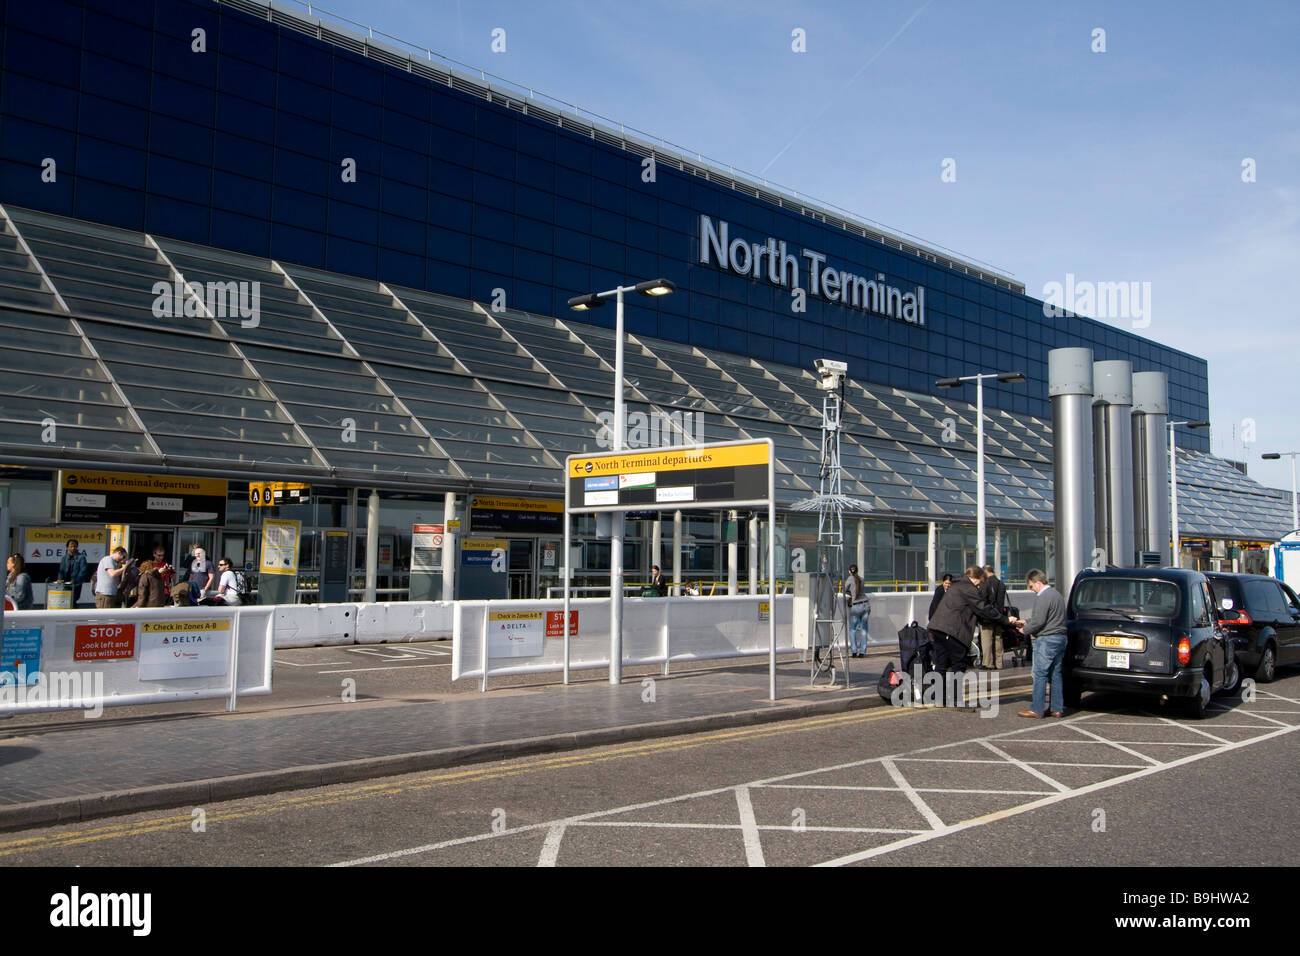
876, 662, 903, 702
233, 570, 256, 604
120, 560, 140, 603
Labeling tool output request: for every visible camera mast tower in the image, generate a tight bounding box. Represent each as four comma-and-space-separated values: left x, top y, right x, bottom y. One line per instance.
793, 359, 872, 684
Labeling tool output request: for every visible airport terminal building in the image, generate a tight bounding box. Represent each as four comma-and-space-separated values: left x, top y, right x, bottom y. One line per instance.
0, 0, 1290, 603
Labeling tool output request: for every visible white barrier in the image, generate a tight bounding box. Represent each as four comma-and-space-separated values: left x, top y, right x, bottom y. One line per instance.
0, 606, 274, 714
274, 603, 357, 647
353, 602, 454, 644
860, 589, 1034, 647
451, 589, 1037, 688
451, 595, 793, 687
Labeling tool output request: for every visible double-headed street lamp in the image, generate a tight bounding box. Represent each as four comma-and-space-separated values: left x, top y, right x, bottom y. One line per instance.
936, 370, 1026, 568
1261, 451, 1300, 532
568, 277, 676, 685
1168, 420, 1210, 567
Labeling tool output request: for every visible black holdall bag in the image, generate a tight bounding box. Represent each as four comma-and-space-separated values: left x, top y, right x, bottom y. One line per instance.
896, 621, 932, 674
876, 662, 905, 702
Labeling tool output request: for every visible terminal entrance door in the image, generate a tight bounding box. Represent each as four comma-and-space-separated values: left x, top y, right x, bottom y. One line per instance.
508, 539, 533, 599
129, 527, 175, 565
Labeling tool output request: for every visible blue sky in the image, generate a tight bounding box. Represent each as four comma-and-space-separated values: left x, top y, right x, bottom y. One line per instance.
301, 0, 1300, 494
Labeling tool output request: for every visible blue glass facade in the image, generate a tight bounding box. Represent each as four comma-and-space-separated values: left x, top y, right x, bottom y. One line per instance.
0, 0, 1211, 447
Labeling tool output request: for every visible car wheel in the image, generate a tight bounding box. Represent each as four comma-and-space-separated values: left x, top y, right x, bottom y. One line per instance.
1187, 671, 1212, 719
1255, 645, 1276, 683
1220, 653, 1241, 696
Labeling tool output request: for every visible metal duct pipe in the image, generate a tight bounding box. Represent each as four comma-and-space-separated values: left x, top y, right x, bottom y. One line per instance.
1131, 371, 1170, 565
1093, 361, 1136, 567
1049, 348, 1096, 592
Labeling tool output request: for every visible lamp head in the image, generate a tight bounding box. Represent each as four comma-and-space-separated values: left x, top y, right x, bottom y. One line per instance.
567, 292, 606, 311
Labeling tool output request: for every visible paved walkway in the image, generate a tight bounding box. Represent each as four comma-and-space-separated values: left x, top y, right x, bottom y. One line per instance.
0, 647, 1032, 830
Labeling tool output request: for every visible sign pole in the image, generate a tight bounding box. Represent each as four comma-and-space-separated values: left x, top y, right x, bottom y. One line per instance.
563, 488, 571, 685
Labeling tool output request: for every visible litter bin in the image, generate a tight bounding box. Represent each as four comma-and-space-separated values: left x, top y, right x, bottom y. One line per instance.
46, 586, 73, 610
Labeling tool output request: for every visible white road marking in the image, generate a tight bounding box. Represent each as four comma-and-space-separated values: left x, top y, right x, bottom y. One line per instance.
1209, 705, 1291, 725
328, 704, 1296, 868
880, 758, 944, 830
977, 740, 1070, 793
318, 663, 453, 674
735, 787, 766, 867
759, 783, 1054, 796
1156, 716, 1230, 744
274, 658, 348, 667
816, 721, 1299, 867
1060, 722, 1160, 764
537, 824, 566, 867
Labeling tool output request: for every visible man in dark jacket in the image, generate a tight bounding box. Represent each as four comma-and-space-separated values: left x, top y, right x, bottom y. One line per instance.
979, 565, 1009, 670
928, 566, 1018, 704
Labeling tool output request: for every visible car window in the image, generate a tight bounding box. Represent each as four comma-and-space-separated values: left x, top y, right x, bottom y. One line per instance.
1243, 579, 1284, 617
1283, 583, 1300, 615
1189, 582, 1209, 627
1073, 578, 1180, 617
1207, 577, 1235, 609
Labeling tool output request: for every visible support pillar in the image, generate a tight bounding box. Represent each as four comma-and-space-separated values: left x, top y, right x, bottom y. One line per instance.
364, 489, 379, 603
672, 509, 683, 596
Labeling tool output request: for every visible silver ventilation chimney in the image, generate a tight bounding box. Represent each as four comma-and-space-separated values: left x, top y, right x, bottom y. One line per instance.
1049, 348, 1097, 591
1131, 371, 1170, 566
1092, 360, 1136, 568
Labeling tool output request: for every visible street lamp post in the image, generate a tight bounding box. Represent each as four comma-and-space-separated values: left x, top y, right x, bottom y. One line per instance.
936, 370, 1025, 568
568, 278, 675, 685
1261, 452, 1300, 531
1168, 420, 1210, 567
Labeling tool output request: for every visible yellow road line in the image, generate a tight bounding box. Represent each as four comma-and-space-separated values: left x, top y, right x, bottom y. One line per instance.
0, 705, 925, 856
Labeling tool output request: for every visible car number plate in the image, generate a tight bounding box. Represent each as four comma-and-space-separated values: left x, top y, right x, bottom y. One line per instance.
1105, 651, 1130, 669
1095, 634, 1144, 651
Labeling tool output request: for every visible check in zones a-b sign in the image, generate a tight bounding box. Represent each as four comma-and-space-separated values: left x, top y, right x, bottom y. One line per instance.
565, 439, 774, 513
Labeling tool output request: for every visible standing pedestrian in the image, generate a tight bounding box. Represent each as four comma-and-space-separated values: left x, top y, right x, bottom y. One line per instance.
57, 539, 90, 605
131, 561, 168, 608
979, 564, 1009, 670
93, 546, 129, 609
845, 564, 871, 657
6, 554, 33, 610
151, 546, 175, 592
1017, 569, 1069, 718
188, 547, 216, 604
927, 566, 1016, 705
928, 573, 953, 622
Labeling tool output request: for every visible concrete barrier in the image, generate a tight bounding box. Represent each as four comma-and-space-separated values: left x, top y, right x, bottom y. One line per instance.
273, 604, 356, 648
354, 602, 454, 644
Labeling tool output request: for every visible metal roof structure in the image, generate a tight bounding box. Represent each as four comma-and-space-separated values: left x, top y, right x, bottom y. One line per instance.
0, 204, 1290, 540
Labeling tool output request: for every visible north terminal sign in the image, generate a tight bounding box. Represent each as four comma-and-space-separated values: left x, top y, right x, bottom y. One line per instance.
698, 215, 926, 326
565, 439, 773, 513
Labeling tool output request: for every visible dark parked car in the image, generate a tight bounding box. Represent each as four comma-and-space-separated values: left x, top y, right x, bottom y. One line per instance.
1205, 572, 1300, 683
1065, 568, 1239, 718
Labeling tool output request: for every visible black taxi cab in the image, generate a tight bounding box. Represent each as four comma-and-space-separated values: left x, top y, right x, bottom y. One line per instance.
1064, 568, 1239, 718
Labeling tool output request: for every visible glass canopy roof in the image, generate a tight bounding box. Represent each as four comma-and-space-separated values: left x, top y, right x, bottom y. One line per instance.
0, 203, 1289, 539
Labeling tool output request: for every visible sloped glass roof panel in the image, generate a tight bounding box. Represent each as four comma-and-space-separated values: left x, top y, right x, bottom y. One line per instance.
0, 220, 60, 312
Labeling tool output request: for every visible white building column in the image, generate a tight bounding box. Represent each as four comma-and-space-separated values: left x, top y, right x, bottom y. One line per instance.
442, 491, 457, 600
727, 510, 738, 595
748, 513, 759, 595
672, 509, 683, 596
927, 521, 938, 586
364, 489, 380, 602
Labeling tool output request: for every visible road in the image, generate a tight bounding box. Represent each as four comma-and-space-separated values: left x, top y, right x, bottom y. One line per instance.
3, 671, 1297, 867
